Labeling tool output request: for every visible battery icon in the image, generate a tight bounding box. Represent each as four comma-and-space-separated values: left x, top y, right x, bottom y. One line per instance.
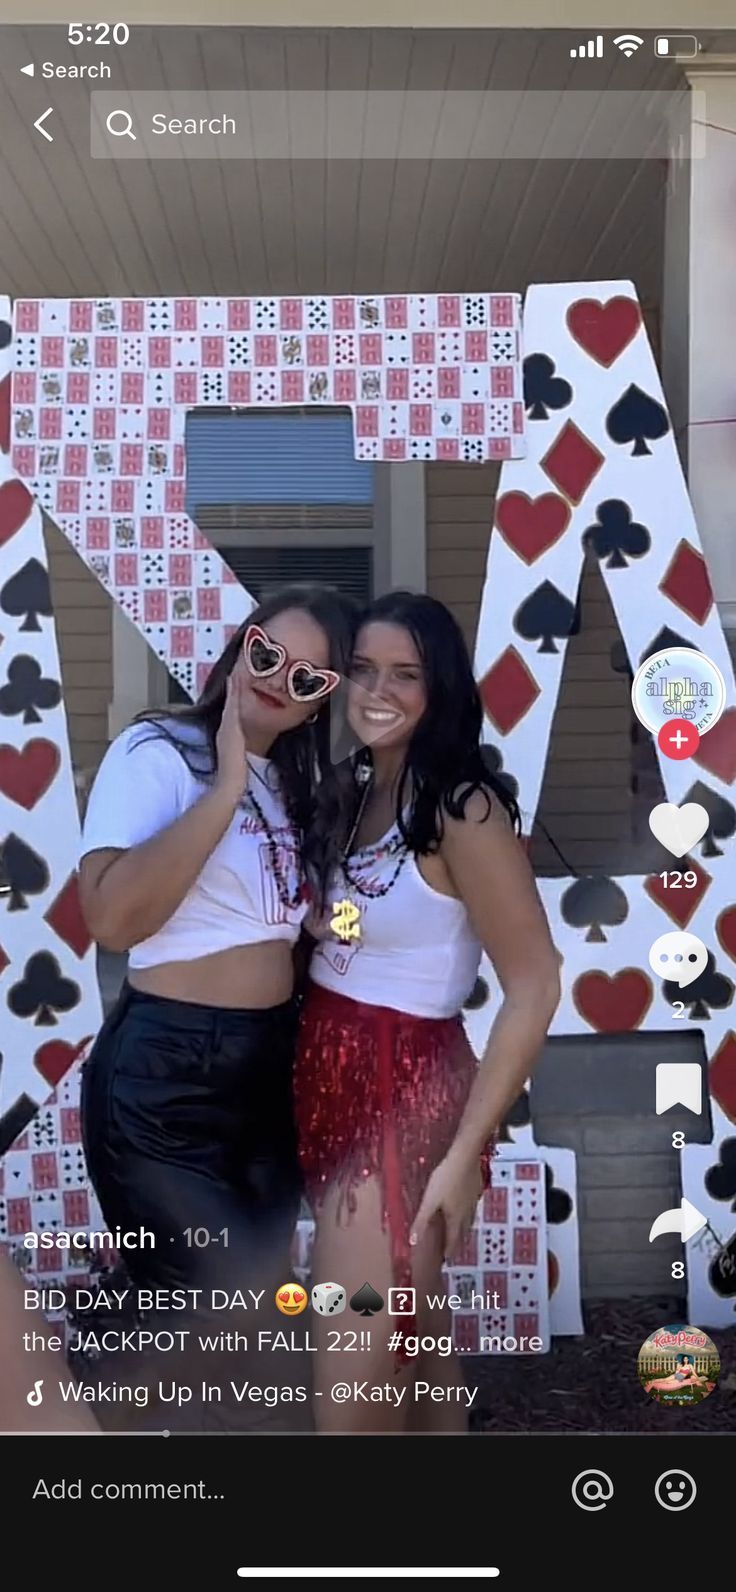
655, 35, 699, 57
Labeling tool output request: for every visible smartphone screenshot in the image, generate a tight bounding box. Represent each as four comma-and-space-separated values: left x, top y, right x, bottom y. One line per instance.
0, 6, 734, 1582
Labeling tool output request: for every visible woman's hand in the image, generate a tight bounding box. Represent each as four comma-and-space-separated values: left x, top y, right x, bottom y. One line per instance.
215, 658, 249, 800
409, 1149, 485, 1259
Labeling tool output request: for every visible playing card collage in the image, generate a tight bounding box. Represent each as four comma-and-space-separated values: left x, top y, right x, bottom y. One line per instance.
7, 293, 525, 695
2, 279, 736, 1346
468, 281, 736, 1329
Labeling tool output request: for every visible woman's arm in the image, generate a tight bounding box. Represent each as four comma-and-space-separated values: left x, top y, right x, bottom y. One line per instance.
0, 1256, 99, 1433
411, 792, 561, 1251
80, 666, 249, 953
80, 784, 243, 953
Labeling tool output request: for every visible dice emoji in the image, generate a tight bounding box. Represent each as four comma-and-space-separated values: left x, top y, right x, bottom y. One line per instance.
311, 1281, 347, 1316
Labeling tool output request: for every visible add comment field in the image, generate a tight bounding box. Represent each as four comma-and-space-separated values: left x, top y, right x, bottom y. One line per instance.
90, 89, 704, 161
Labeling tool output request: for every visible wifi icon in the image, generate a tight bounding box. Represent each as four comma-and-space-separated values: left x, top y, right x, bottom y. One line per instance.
613, 33, 644, 56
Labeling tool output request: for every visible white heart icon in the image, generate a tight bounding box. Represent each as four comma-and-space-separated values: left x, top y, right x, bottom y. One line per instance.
648, 801, 709, 859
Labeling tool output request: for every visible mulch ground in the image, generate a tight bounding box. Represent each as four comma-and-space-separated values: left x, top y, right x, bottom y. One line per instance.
470, 1297, 736, 1432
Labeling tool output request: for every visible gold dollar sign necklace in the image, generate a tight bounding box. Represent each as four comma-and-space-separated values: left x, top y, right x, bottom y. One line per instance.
330, 763, 410, 943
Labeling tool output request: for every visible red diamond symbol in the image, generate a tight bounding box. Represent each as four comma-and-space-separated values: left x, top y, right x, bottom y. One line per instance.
44, 873, 93, 959
709, 1031, 736, 1123
694, 708, 736, 785
644, 859, 711, 926
540, 421, 604, 505
659, 539, 713, 625
0, 944, 8, 977
479, 646, 540, 735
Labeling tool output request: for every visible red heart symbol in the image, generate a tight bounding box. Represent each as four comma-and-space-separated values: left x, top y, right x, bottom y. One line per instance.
0, 479, 34, 548
717, 906, 736, 964
293, 1290, 304, 1304
495, 492, 570, 564
694, 709, 736, 785
573, 969, 653, 1032
566, 296, 642, 367
278, 1290, 290, 1303
0, 739, 60, 810
34, 1035, 93, 1089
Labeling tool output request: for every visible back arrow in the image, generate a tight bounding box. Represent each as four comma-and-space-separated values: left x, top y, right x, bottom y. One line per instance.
34, 108, 54, 142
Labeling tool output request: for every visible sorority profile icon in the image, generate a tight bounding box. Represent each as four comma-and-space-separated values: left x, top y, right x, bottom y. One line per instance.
637, 1323, 720, 1407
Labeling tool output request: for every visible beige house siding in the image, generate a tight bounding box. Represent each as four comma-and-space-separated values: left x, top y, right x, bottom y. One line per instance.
426, 462, 501, 654
43, 518, 112, 784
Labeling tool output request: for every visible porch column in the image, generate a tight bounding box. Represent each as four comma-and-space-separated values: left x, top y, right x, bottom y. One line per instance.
388, 462, 426, 592
662, 62, 736, 634
108, 602, 155, 740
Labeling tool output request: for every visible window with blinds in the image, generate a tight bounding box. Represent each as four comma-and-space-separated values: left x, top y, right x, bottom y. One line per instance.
185, 407, 374, 527
196, 525, 372, 607
169, 408, 376, 702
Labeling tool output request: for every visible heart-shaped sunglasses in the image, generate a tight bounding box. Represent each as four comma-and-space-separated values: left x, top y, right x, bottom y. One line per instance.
243, 623, 341, 703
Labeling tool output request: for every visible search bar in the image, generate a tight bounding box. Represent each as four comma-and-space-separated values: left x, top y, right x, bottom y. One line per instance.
90, 89, 703, 161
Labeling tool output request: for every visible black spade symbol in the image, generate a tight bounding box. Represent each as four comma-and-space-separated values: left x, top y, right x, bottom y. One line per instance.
639, 627, 695, 666
497, 1087, 531, 1144
0, 834, 49, 912
349, 1282, 384, 1317
0, 1085, 39, 1157
561, 874, 629, 943
463, 977, 490, 1011
1, 559, 53, 632
545, 1163, 573, 1224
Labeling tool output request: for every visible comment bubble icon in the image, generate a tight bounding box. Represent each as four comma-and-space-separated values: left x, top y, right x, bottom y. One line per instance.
648, 930, 708, 989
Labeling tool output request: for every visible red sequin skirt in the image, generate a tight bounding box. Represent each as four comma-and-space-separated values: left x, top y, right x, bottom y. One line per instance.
294, 982, 491, 1344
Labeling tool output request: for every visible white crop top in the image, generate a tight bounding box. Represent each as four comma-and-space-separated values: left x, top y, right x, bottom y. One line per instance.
310, 821, 481, 1020
80, 721, 309, 969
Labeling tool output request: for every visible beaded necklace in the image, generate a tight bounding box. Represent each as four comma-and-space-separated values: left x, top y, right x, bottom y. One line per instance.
245, 763, 308, 912
341, 769, 411, 899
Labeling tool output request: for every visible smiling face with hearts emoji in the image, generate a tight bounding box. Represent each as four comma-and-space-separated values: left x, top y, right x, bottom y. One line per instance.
275, 1282, 308, 1316
648, 801, 710, 859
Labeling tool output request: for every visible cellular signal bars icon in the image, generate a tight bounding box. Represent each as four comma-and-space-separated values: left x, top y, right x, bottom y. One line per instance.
570, 35, 603, 58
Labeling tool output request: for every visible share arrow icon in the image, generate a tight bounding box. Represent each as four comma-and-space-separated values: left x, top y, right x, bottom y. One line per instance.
648, 1197, 707, 1244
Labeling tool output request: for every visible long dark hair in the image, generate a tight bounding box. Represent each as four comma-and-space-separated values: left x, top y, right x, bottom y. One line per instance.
354, 590, 521, 852
133, 584, 357, 898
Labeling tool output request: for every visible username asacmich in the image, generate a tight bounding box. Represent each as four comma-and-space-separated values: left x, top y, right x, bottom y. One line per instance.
23, 1228, 154, 1251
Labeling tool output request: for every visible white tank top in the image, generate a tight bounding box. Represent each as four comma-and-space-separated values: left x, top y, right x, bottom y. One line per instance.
81, 722, 309, 969
310, 819, 481, 1019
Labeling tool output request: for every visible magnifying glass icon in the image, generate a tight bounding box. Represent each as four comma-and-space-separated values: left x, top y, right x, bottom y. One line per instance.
106, 109, 136, 139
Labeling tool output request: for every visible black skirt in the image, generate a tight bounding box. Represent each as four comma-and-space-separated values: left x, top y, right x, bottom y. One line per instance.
80, 981, 302, 1294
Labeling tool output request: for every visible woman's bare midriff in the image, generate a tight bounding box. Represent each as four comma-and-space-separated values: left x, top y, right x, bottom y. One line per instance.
127, 940, 295, 1008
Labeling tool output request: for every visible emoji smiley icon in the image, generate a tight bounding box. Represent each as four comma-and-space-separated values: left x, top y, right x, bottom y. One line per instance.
275, 1282, 308, 1316
654, 1470, 697, 1512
